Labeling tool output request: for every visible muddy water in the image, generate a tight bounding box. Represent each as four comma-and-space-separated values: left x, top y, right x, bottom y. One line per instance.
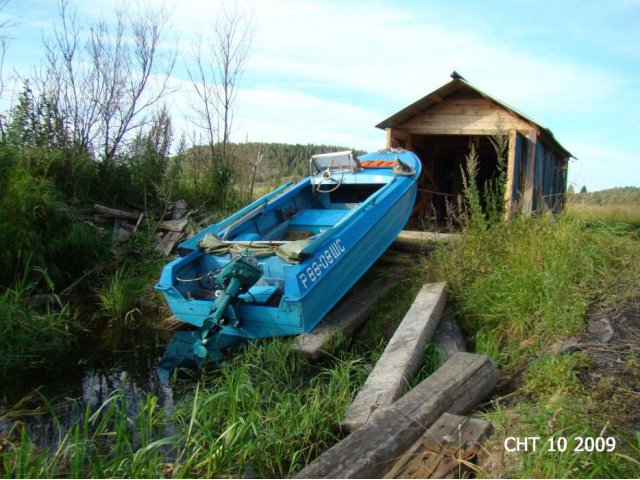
0, 329, 178, 447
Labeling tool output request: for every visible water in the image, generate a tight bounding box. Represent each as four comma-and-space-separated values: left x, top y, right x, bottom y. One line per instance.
0, 328, 178, 447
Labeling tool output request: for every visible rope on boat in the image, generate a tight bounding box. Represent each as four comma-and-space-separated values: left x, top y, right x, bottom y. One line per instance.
176, 275, 204, 283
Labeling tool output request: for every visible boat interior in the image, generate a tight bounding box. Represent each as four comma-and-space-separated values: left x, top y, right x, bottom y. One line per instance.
223, 180, 386, 242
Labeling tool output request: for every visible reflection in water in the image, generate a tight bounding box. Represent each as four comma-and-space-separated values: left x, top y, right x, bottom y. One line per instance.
0, 350, 178, 447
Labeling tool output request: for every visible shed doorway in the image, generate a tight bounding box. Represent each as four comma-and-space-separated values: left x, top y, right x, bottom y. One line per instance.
410, 134, 501, 223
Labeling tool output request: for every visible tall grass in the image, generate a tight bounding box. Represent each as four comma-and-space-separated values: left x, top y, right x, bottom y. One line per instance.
96, 266, 147, 325
566, 203, 640, 231
0, 267, 77, 371
431, 215, 640, 365
425, 152, 640, 477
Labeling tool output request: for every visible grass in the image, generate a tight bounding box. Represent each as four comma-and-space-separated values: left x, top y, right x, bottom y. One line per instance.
95, 266, 149, 325
3, 210, 638, 477
2, 137, 638, 478
429, 214, 640, 365
426, 206, 640, 477
0, 267, 77, 372
566, 202, 640, 232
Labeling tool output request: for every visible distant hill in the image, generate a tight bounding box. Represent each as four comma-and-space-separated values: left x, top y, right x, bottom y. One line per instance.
185, 142, 366, 184
571, 186, 640, 205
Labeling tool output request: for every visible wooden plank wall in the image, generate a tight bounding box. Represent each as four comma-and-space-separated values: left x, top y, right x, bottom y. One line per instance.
399, 98, 532, 136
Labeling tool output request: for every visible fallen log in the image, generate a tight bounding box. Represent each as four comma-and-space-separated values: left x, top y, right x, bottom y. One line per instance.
384, 413, 493, 478
341, 282, 448, 432
93, 203, 140, 220
392, 230, 456, 253
294, 352, 498, 479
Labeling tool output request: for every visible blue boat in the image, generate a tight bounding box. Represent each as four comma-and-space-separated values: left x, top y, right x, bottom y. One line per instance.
156, 149, 422, 367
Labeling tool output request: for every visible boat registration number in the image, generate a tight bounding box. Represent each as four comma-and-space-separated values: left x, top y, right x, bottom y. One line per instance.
298, 239, 346, 291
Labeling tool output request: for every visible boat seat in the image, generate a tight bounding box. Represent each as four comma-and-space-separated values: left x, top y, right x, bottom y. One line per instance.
234, 232, 261, 241
289, 209, 349, 233
233, 220, 290, 241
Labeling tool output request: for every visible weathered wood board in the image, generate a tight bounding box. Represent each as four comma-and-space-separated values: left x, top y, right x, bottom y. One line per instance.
392, 230, 456, 253
292, 273, 401, 359
384, 413, 493, 478
295, 352, 498, 479
154, 231, 183, 256
432, 311, 467, 364
341, 282, 449, 432
158, 218, 188, 232
401, 98, 532, 136
93, 203, 140, 220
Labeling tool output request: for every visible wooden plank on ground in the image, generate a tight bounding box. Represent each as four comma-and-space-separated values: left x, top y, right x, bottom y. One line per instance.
294, 352, 498, 479
292, 273, 401, 359
384, 413, 493, 479
392, 230, 455, 253
93, 203, 140, 220
159, 218, 188, 232
154, 231, 182, 256
341, 282, 448, 432
433, 311, 466, 364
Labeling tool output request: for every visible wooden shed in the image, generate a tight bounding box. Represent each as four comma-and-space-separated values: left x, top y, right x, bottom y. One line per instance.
377, 74, 572, 219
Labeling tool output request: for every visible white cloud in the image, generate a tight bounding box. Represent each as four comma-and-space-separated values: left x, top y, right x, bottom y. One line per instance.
161, 76, 386, 151
240, 0, 620, 116
234, 87, 384, 149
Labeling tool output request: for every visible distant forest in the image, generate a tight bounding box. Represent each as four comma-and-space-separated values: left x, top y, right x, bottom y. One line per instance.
208, 142, 365, 186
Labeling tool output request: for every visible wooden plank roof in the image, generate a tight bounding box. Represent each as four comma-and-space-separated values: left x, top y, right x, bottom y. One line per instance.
376, 75, 573, 159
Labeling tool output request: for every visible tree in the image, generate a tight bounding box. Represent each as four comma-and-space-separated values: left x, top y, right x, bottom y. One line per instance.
40, 0, 176, 161
0, 0, 16, 139
187, 3, 253, 163
580, 185, 588, 194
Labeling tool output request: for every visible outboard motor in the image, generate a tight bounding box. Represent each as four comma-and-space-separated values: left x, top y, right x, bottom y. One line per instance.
160, 255, 262, 370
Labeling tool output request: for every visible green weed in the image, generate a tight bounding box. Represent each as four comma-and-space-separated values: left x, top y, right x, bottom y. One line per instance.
0, 266, 77, 371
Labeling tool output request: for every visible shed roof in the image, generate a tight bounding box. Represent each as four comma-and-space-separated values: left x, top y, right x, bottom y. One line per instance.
376, 76, 573, 159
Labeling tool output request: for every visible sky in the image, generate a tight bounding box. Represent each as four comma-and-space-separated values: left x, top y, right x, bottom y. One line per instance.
1, 0, 639, 191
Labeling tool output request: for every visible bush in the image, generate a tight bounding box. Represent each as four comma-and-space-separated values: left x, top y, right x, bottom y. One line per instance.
0, 166, 108, 289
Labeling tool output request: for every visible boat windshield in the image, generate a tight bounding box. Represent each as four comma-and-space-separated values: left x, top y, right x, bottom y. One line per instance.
310, 151, 359, 174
